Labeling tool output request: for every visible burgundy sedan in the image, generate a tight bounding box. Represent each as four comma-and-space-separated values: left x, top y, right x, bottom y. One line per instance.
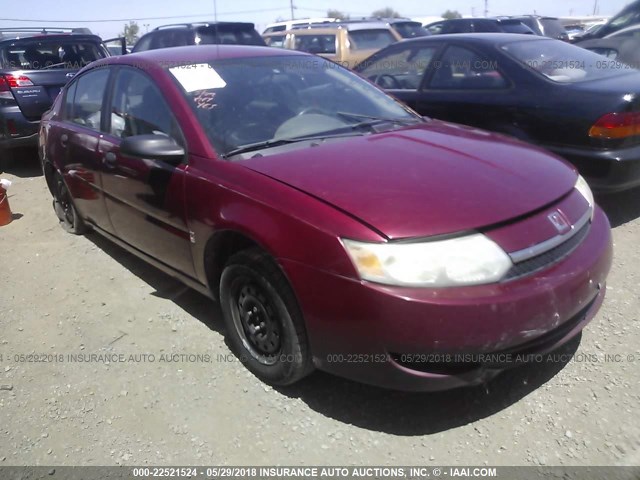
39, 46, 612, 391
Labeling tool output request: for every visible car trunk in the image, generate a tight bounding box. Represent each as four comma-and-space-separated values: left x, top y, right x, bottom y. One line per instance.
0, 34, 107, 120
7, 70, 75, 120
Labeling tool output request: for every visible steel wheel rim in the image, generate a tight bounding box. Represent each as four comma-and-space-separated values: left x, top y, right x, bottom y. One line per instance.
232, 281, 282, 365
56, 179, 74, 225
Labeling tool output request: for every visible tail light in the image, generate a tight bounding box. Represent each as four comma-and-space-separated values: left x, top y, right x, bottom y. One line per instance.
0, 76, 13, 100
0, 74, 34, 100
4, 74, 34, 88
589, 112, 640, 140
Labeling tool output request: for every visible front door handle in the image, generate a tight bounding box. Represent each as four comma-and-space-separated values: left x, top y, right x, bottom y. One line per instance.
103, 152, 117, 169
60, 134, 68, 148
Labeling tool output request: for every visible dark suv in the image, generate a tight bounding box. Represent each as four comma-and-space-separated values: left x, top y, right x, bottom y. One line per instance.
0, 27, 108, 168
509, 16, 569, 41
132, 22, 266, 52
427, 18, 535, 35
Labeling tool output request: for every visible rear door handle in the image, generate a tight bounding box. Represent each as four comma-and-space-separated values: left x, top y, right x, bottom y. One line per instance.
60, 134, 68, 147
103, 152, 117, 168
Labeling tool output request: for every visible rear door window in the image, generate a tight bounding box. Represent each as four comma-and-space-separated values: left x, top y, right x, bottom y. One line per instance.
67, 68, 110, 130
429, 45, 508, 89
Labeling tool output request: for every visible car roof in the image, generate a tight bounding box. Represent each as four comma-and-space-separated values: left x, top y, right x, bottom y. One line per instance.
398, 32, 550, 45
153, 22, 256, 31
0, 27, 98, 42
99, 45, 306, 68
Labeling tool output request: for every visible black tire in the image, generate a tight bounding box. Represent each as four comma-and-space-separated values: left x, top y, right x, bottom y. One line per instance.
52, 171, 88, 235
219, 248, 313, 386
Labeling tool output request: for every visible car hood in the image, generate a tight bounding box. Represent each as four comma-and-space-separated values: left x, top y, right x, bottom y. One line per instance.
241, 121, 577, 239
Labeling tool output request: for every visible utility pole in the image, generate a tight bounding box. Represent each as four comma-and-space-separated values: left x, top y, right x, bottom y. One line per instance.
484, 0, 488, 17
593, 0, 598, 15
290, 0, 295, 20
214, 0, 218, 21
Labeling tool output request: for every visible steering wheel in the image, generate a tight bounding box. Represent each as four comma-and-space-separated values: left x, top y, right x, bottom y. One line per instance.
375, 74, 402, 89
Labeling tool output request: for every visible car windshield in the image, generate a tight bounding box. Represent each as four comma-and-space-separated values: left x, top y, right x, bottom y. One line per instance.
196, 25, 265, 46
0, 38, 105, 70
392, 22, 429, 39
540, 18, 567, 37
168, 55, 419, 157
294, 34, 337, 54
500, 21, 534, 34
348, 29, 397, 50
502, 39, 635, 83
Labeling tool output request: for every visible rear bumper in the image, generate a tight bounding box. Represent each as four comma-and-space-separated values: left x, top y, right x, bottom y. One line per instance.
281, 207, 612, 391
0, 104, 39, 150
548, 142, 640, 193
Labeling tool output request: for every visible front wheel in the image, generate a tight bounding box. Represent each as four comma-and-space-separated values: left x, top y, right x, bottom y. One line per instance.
219, 248, 313, 386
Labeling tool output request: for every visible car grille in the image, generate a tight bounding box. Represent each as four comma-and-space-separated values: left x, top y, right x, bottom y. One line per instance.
504, 221, 591, 281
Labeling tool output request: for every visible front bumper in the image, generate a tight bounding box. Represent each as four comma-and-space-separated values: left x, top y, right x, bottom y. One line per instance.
548, 142, 640, 193
282, 207, 612, 391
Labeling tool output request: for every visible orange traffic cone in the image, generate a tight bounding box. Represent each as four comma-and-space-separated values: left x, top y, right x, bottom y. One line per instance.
0, 179, 13, 226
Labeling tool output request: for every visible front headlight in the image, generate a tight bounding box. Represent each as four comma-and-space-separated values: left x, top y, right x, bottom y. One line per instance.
575, 175, 595, 217
342, 234, 513, 288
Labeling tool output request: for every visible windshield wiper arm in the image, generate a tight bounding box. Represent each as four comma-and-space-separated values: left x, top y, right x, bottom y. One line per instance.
223, 139, 299, 158
336, 111, 424, 125
223, 131, 366, 158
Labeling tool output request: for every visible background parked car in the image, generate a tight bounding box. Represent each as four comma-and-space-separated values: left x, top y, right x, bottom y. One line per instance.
0, 27, 109, 170
374, 18, 430, 39
509, 15, 569, 41
262, 17, 337, 34
426, 18, 535, 35
132, 22, 265, 52
39, 45, 611, 391
576, 0, 640, 41
264, 22, 401, 69
356, 33, 640, 192
577, 29, 640, 69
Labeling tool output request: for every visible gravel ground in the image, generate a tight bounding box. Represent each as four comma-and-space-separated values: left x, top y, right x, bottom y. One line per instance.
0, 152, 639, 467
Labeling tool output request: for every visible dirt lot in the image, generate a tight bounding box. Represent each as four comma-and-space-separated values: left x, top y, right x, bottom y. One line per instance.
1, 151, 639, 467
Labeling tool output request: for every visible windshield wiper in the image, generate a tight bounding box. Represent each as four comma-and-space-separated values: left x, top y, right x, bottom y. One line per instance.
223, 139, 300, 158
223, 131, 366, 158
336, 111, 424, 125
336, 112, 425, 130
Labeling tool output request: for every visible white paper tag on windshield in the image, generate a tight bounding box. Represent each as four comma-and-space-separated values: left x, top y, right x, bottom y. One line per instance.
169, 63, 227, 92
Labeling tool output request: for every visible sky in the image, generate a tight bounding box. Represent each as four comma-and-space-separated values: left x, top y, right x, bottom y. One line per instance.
0, 0, 632, 38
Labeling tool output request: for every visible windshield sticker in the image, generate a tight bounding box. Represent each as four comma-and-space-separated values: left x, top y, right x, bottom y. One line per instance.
194, 90, 217, 110
169, 64, 227, 92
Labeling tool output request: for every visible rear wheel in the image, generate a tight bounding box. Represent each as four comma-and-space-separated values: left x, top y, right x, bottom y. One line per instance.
219, 248, 313, 386
52, 171, 88, 235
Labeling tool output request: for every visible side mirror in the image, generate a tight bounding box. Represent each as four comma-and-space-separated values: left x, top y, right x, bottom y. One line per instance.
120, 134, 185, 165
